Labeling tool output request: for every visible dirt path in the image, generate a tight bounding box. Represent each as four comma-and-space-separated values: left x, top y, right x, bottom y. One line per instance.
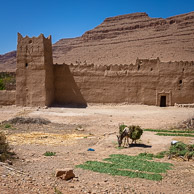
0, 105, 194, 193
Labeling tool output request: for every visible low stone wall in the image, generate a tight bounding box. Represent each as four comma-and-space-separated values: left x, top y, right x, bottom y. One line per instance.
175, 103, 194, 108
0, 90, 15, 105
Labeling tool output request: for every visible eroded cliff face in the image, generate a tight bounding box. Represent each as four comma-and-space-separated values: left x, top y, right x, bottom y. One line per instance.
0, 51, 16, 71
53, 12, 194, 65
1, 12, 194, 71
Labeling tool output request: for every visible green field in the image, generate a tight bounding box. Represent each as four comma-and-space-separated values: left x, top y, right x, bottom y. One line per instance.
76, 153, 173, 181
144, 129, 194, 137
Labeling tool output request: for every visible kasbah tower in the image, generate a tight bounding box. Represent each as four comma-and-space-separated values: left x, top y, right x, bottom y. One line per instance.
16, 33, 54, 107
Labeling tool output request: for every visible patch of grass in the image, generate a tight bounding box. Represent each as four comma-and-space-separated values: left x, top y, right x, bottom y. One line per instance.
167, 142, 194, 160
144, 129, 194, 134
0, 123, 16, 130
54, 187, 62, 194
154, 151, 166, 159
76, 154, 173, 181
4, 124, 11, 128
156, 133, 194, 137
43, 151, 56, 156
144, 128, 194, 137
105, 154, 172, 173
116, 146, 125, 149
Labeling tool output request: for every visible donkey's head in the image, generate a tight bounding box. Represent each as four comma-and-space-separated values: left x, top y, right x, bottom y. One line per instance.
117, 135, 122, 147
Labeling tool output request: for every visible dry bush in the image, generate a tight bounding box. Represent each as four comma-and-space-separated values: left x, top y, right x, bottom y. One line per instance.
0, 131, 10, 162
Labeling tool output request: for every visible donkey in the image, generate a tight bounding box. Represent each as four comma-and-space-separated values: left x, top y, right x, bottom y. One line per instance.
117, 127, 132, 147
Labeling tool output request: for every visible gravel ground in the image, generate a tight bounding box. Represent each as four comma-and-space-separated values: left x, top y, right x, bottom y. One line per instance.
0, 105, 194, 194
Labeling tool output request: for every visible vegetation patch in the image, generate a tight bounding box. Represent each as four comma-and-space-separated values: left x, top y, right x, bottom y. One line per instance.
156, 133, 194, 137
144, 129, 194, 134
4, 117, 51, 125
167, 142, 194, 160
4, 124, 11, 129
76, 154, 173, 181
0, 73, 16, 90
0, 131, 14, 162
44, 151, 56, 156
144, 128, 194, 137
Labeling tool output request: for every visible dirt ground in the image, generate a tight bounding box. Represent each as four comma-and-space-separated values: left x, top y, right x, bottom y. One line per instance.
0, 105, 194, 194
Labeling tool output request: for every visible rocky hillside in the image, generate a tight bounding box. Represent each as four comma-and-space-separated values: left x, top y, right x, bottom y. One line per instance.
1, 12, 194, 71
0, 51, 16, 71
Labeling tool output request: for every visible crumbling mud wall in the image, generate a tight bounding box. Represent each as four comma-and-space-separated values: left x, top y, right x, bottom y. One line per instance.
54, 59, 194, 106
0, 91, 15, 105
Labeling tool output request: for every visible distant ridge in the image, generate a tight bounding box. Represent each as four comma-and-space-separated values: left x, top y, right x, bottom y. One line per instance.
1, 11, 194, 71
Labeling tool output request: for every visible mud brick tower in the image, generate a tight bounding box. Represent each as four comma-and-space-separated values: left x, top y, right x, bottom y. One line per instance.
16, 33, 54, 106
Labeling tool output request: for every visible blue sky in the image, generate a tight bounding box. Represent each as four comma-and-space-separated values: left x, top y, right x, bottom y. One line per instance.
0, 0, 194, 54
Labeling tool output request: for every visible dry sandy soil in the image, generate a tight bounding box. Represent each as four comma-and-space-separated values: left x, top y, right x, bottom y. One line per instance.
0, 105, 194, 194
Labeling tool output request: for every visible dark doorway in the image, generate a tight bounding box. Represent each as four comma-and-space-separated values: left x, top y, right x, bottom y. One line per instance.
160, 96, 166, 107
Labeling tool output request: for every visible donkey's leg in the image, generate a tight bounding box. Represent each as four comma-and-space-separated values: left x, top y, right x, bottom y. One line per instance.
127, 137, 130, 147
123, 137, 126, 147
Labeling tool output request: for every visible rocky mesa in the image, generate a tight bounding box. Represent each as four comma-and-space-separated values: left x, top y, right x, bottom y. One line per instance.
1, 12, 194, 71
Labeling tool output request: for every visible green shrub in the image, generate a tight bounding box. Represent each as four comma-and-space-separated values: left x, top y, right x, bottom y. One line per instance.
4, 124, 11, 128
167, 142, 194, 160
43, 151, 56, 156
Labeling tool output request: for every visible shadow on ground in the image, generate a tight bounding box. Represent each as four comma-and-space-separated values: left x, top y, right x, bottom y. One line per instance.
129, 144, 152, 148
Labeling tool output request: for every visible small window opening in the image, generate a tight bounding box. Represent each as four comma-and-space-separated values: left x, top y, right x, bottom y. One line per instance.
29, 40, 32, 44
150, 68, 153, 71
138, 65, 140, 70
182, 68, 184, 72
25, 63, 28, 67
179, 80, 182, 84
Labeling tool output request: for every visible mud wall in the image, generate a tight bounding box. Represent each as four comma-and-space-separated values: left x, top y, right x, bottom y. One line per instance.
0, 90, 15, 105
16, 33, 54, 107
54, 59, 194, 106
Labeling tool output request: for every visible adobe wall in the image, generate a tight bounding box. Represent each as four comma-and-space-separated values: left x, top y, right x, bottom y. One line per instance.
0, 90, 15, 105
54, 59, 194, 106
16, 33, 54, 107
